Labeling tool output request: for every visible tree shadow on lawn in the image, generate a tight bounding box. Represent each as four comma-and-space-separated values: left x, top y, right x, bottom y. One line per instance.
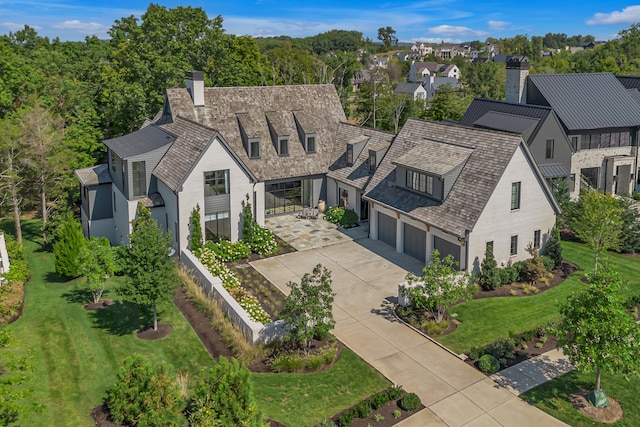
61, 287, 112, 305
522, 370, 590, 411
89, 301, 154, 336
45, 270, 76, 284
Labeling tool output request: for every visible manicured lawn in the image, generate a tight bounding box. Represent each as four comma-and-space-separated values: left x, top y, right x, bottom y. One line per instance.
521, 369, 640, 426
2, 219, 390, 426
252, 349, 390, 426
436, 241, 640, 354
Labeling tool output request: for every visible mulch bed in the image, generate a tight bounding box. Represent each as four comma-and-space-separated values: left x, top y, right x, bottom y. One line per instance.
136, 323, 173, 340
336, 399, 425, 427
84, 299, 113, 310
473, 260, 579, 299
228, 262, 286, 320
465, 335, 558, 373
572, 391, 623, 423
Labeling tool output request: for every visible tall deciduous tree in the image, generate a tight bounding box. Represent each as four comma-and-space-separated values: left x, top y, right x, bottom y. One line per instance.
0, 115, 25, 244
404, 250, 472, 323
280, 264, 336, 352
78, 237, 117, 304
571, 190, 623, 271
119, 204, 176, 332
556, 265, 640, 407
377, 27, 397, 51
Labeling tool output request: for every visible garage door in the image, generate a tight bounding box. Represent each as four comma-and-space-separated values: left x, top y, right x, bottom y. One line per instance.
403, 223, 426, 262
377, 212, 397, 248
433, 235, 461, 269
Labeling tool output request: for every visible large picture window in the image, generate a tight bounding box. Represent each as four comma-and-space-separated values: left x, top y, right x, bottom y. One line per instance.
204, 211, 230, 241
132, 161, 146, 197
204, 170, 229, 196
265, 179, 312, 215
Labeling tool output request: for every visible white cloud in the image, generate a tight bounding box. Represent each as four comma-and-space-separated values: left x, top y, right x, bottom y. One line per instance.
52, 20, 107, 33
587, 5, 640, 25
0, 21, 39, 31
488, 20, 510, 30
427, 25, 488, 37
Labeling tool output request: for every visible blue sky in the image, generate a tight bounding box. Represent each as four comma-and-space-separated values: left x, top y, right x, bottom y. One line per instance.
1, 0, 640, 43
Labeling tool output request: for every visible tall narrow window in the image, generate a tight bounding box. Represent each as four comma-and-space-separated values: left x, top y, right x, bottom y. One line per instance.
570, 136, 578, 152
346, 145, 353, 166
369, 151, 376, 173
511, 182, 521, 210
249, 139, 260, 159
534, 230, 541, 248
510, 235, 518, 256
204, 170, 229, 196
132, 161, 146, 197
306, 135, 316, 153
110, 150, 116, 171
545, 139, 554, 159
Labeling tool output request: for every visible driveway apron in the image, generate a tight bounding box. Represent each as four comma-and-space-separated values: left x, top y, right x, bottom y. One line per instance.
252, 239, 568, 426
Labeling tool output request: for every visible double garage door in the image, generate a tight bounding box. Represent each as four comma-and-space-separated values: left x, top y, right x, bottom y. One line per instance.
377, 212, 460, 267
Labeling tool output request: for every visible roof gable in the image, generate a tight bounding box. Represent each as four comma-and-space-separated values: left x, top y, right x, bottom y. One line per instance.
104, 125, 175, 158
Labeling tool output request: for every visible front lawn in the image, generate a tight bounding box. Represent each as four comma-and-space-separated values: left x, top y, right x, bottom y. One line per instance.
436, 241, 640, 354
521, 369, 640, 426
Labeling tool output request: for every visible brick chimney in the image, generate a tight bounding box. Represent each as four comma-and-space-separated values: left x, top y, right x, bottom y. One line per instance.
505, 56, 529, 104
185, 71, 205, 107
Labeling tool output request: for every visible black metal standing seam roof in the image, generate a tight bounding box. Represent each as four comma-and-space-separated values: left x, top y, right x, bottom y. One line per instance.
527, 73, 640, 131
364, 119, 525, 237
616, 75, 640, 90
472, 111, 540, 140
103, 125, 176, 158
459, 98, 551, 127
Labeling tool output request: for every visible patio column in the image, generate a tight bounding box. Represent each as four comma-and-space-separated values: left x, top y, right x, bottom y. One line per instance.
369, 204, 378, 240
425, 231, 433, 264
396, 216, 403, 253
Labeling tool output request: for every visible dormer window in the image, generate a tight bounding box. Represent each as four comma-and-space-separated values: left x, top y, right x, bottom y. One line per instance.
346, 145, 353, 166
248, 138, 260, 159
110, 150, 116, 171
369, 151, 376, 173
406, 169, 434, 196
305, 134, 316, 153
278, 137, 289, 156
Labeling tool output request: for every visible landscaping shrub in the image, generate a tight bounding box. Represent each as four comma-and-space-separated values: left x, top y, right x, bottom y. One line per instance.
485, 338, 516, 360
189, 204, 203, 252
479, 244, 500, 291
52, 211, 86, 278
398, 393, 421, 412
354, 399, 371, 418
241, 196, 277, 255
203, 240, 251, 262
336, 408, 356, 427
312, 419, 337, 427
422, 319, 449, 336
107, 355, 186, 427
468, 347, 485, 360
541, 228, 562, 268
386, 385, 403, 400
478, 354, 500, 374
540, 255, 555, 272
370, 391, 389, 410
339, 209, 358, 227
498, 266, 517, 285
511, 261, 527, 281
325, 205, 345, 224
2, 234, 29, 284
305, 353, 326, 371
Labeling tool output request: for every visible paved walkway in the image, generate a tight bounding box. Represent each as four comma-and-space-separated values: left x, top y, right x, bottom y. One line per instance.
252, 240, 569, 427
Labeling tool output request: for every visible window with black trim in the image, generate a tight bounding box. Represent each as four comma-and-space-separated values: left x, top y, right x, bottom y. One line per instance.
369, 151, 376, 173
510, 235, 518, 256
278, 137, 289, 156
534, 230, 541, 248
204, 170, 229, 196
511, 182, 521, 210
132, 161, 146, 197
249, 138, 260, 159
306, 135, 316, 153
406, 169, 434, 195
346, 145, 353, 166
545, 139, 554, 159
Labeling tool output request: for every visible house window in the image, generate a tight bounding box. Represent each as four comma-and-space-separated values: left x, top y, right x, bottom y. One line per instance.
278, 137, 289, 156
510, 235, 518, 256
406, 169, 434, 196
534, 230, 541, 248
486, 241, 494, 252
346, 145, 353, 166
305, 135, 316, 153
121, 160, 127, 193
113, 192, 116, 212
581, 167, 600, 190
110, 150, 116, 171
570, 136, 578, 152
132, 161, 146, 197
511, 182, 521, 210
204, 170, 229, 196
249, 138, 260, 159
204, 211, 231, 241
369, 151, 376, 173
545, 139, 554, 159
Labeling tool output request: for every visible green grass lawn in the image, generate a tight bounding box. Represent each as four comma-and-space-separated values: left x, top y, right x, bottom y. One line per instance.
521, 369, 640, 426
2, 219, 389, 426
436, 241, 640, 354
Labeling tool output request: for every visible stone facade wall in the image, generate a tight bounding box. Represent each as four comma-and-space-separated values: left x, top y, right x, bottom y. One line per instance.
570, 146, 636, 195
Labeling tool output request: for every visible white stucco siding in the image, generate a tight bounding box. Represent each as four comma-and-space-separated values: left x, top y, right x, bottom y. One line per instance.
470, 145, 556, 271
177, 137, 255, 251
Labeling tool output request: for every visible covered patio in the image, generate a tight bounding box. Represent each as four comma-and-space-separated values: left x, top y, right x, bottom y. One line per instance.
265, 214, 369, 251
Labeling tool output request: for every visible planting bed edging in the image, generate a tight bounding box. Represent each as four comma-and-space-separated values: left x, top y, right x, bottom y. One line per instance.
180, 249, 286, 344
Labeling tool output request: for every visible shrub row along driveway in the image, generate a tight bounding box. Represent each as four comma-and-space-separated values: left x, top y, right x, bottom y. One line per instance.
252, 239, 569, 426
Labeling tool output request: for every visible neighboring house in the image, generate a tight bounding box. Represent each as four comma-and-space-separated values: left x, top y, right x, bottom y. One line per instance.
410, 42, 433, 57
352, 69, 371, 92
441, 64, 460, 79
424, 77, 461, 100
434, 44, 465, 59
326, 123, 395, 221
76, 72, 346, 253
373, 56, 389, 68
393, 82, 427, 100
393, 51, 418, 62
363, 119, 559, 272
460, 99, 574, 194
505, 58, 640, 196
408, 62, 459, 83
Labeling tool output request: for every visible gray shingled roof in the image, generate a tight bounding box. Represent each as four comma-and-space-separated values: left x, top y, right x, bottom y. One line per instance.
162, 84, 346, 181
104, 125, 175, 158
364, 119, 534, 237
394, 140, 472, 176
327, 123, 395, 191
394, 82, 423, 95
527, 73, 640, 131
74, 164, 112, 186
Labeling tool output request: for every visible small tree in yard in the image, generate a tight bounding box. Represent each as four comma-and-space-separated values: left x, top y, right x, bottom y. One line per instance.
189, 204, 203, 253
619, 195, 640, 253
523, 243, 546, 284
188, 357, 265, 427
404, 250, 472, 323
119, 204, 176, 332
78, 237, 116, 304
107, 355, 186, 427
556, 265, 640, 408
541, 227, 562, 268
571, 189, 622, 272
280, 264, 336, 352
478, 244, 500, 291
52, 211, 86, 278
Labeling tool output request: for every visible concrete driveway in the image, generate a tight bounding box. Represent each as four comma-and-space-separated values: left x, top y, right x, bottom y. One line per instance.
251, 239, 568, 427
